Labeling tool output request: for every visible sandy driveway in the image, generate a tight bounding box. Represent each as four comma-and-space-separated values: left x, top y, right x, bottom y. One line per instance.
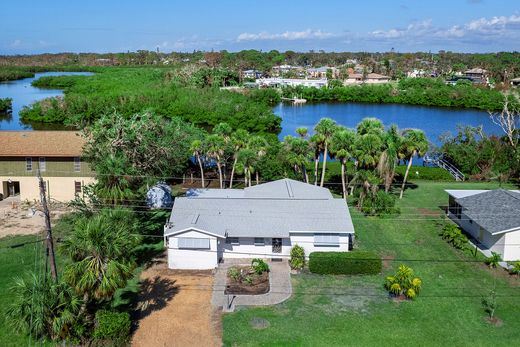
132, 256, 221, 347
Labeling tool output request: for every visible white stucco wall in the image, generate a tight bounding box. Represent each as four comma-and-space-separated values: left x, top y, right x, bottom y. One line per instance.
289, 232, 350, 258
504, 230, 520, 261
0, 176, 95, 202
166, 230, 219, 269
221, 237, 291, 259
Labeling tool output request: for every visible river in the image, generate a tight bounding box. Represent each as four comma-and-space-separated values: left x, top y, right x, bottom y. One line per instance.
273, 102, 503, 146
0, 71, 93, 130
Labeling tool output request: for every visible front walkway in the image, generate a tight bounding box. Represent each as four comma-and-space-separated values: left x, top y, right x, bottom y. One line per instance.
211, 258, 292, 312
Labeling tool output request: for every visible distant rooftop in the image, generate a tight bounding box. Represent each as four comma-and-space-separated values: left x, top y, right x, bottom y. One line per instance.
0, 131, 85, 157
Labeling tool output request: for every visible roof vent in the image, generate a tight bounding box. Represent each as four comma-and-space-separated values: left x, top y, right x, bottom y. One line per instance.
191, 213, 200, 224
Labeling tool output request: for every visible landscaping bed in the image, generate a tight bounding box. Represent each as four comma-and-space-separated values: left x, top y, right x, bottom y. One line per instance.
225, 260, 270, 295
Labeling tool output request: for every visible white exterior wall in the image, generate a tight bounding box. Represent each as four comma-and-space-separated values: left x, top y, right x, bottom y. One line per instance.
504, 230, 520, 261
290, 232, 350, 258
167, 230, 219, 269
221, 237, 291, 259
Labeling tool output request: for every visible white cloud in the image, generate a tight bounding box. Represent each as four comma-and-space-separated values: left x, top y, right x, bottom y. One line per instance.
237, 29, 337, 42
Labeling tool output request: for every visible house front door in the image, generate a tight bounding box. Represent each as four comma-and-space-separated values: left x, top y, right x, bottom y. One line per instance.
272, 238, 282, 253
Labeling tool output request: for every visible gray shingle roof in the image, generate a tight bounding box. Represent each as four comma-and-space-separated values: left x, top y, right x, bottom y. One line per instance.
165, 179, 354, 238
456, 189, 520, 234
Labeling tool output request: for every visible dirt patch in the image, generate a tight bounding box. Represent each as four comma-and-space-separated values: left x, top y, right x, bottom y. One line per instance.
0, 197, 69, 238
382, 254, 396, 270
224, 266, 269, 295
484, 316, 503, 327
417, 208, 442, 217
131, 255, 221, 347
250, 317, 270, 330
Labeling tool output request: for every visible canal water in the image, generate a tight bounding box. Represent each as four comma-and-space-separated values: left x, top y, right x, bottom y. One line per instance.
0, 72, 93, 130
273, 102, 502, 146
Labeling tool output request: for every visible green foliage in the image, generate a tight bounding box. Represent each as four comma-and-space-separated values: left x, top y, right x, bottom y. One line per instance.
0, 98, 12, 112
395, 166, 454, 181
5, 274, 83, 341
92, 310, 131, 345
384, 264, 423, 300
227, 267, 241, 281
486, 252, 502, 269
440, 224, 469, 250
282, 77, 505, 111
289, 245, 306, 270
482, 289, 498, 319
251, 258, 269, 275
31, 75, 86, 89
358, 190, 400, 216
507, 261, 520, 276
308, 251, 382, 275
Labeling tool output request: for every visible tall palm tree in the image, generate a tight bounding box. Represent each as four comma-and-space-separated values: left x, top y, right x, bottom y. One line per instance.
356, 117, 384, 136
309, 133, 325, 185
213, 122, 233, 183
315, 118, 338, 187
205, 134, 226, 188
378, 125, 402, 192
237, 148, 257, 187
248, 135, 269, 185
284, 135, 312, 183
330, 127, 356, 199
229, 129, 249, 188
190, 139, 206, 188
399, 129, 429, 199
60, 209, 140, 316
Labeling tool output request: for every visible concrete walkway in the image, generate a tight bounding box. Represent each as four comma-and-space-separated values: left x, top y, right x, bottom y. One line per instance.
211, 259, 292, 312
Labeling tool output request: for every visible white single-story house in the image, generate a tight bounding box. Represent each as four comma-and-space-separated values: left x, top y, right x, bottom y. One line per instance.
164, 179, 355, 269
446, 189, 520, 261
255, 77, 328, 88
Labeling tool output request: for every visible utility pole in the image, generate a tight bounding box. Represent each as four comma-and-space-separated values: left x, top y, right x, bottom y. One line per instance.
38, 170, 58, 282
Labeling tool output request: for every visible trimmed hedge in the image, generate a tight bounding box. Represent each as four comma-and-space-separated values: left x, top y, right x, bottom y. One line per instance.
395, 165, 454, 181
309, 251, 382, 275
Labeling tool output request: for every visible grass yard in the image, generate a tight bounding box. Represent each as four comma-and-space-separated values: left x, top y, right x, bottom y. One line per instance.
223, 181, 520, 346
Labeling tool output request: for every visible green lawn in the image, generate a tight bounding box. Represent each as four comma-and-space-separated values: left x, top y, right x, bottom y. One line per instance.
223, 181, 520, 346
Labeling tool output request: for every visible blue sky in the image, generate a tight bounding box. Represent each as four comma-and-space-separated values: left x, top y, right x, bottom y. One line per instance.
2, 0, 519, 54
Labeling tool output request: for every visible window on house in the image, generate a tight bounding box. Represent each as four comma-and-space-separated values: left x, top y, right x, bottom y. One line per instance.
74, 157, 81, 172
314, 233, 340, 247
74, 181, 82, 194
254, 237, 265, 246
226, 237, 239, 245
39, 157, 46, 172
26, 158, 32, 172
177, 237, 210, 249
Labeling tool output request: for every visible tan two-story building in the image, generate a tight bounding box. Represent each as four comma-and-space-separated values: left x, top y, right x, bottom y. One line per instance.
0, 131, 95, 202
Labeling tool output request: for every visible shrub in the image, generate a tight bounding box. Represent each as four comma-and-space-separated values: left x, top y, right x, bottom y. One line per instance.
93, 310, 131, 345
251, 258, 269, 275
358, 190, 400, 216
227, 267, 241, 281
440, 224, 468, 250
384, 264, 422, 300
486, 252, 502, 268
508, 261, 520, 276
289, 245, 305, 270
395, 166, 454, 181
308, 251, 382, 275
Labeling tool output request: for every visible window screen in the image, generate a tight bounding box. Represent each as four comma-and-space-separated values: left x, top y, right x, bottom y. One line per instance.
178, 237, 210, 249
74, 157, 81, 172
314, 233, 340, 247
39, 157, 46, 172
226, 237, 239, 245
26, 158, 32, 172
254, 237, 265, 245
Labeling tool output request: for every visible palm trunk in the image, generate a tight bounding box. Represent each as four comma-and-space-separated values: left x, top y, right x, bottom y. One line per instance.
197, 155, 205, 188
229, 156, 238, 188
248, 170, 252, 187
320, 144, 328, 187
256, 171, 259, 185
314, 156, 319, 185
301, 164, 309, 183
341, 160, 347, 199
399, 151, 415, 199
217, 161, 223, 189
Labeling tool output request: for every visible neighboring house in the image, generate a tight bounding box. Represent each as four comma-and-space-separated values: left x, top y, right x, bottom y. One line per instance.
463, 68, 488, 84
164, 179, 355, 269
446, 189, 520, 261
510, 77, 520, 87
445, 76, 475, 85
242, 69, 263, 79
0, 131, 95, 202
256, 77, 328, 88
306, 66, 339, 79
344, 73, 391, 85
407, 69, 428, 78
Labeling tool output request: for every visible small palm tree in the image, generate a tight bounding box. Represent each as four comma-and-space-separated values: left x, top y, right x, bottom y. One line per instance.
94, 155, 136, 205
296, 127, 308, 138
237, 148, 257, 187
190, 139, 206, 188
60, 209, 140, 315
384, 264, 422, 300
378, 125, 402, 193
399, 129, 428, 199
486, 252, 502, 269
310, 133, 325, 185
248, 135, 269, 185
315, 118, 338, 187
508, 261, 520, 276
284, 135, 312, 182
